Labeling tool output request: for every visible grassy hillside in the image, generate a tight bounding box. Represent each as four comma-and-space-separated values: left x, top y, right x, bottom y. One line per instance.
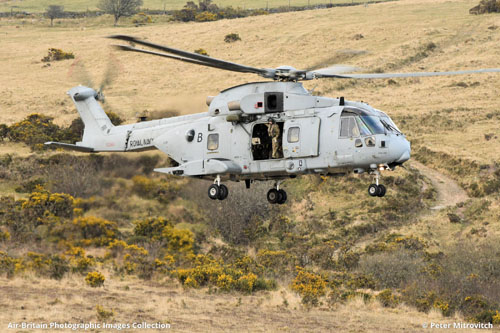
1, 0, 500, 331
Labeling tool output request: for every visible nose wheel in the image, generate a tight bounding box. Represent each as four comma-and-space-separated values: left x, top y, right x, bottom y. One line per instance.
267, 181, 287, 204
368, 170, 386, 197
208, 176, 229, 200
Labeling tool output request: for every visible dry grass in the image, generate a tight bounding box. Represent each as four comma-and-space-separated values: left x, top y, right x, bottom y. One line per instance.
0, 275, 488, 332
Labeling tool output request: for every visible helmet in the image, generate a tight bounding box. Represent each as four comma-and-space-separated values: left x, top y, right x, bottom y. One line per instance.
268, 118, 275, 123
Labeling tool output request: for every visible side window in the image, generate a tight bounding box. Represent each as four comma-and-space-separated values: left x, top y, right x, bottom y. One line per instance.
340, 118, 350, 137
207, 133, 219, 150
340, 117, 360, 138
287, 127, 300, 143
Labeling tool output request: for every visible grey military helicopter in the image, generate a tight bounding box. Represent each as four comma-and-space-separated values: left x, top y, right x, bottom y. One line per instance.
45, 35, 500, 204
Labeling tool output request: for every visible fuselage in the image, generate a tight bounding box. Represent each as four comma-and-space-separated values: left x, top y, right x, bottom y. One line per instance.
67, 82, 410, 181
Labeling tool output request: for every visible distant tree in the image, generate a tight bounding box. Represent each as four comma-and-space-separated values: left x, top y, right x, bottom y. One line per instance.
98, 0, 143, 26
198, 0, 218, 12
46, 5, 64, 27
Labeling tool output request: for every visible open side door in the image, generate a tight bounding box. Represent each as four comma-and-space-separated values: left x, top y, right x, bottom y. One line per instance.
283, 117, 320, 158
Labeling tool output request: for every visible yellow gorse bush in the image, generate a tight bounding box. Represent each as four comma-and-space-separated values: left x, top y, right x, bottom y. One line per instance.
72, 216, 118, 246
291, 267, 327, 306
175, 254, 274, 293
0, 251, 23, 278
21, 189, 75, 220
85, 271, 105, 287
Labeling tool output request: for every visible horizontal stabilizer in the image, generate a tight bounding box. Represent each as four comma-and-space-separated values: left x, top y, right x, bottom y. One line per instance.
44, 142, 94, 152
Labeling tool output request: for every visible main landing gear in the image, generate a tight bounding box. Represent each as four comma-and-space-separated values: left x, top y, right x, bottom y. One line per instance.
267, 181, 287, 205
368, 170, 386, 197
208, 175, 228, 201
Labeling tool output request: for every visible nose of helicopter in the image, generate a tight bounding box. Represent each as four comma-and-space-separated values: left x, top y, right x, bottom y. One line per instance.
394, 137, 411, 164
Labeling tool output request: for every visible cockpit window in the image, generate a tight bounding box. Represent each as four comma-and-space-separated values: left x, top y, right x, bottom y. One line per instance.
340, 117, 360, 138
355, 117, 371, 136
360, 116, 385, 135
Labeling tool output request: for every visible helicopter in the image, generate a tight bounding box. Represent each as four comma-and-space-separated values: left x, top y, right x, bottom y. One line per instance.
45, 35, 500, 204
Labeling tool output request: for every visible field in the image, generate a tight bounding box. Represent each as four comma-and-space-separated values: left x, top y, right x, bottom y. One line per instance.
1, 0, 500, 331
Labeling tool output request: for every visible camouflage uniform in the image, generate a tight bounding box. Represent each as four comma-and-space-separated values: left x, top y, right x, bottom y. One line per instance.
268, 123, 281, 159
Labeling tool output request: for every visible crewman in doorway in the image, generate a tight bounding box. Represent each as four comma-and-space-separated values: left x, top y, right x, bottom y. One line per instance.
267, 118, 281, 159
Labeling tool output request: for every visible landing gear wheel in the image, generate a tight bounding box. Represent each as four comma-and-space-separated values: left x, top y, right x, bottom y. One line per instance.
208, 184, 220, 200
368, 184, 379, 197
377, 184, 386, 197
218, 184, 229, 200
277, 189, 287, 204
267, 189, 279, 204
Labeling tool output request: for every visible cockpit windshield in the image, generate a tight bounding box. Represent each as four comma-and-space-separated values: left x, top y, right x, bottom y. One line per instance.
360, 116, 385, 135
340, 109, 403, 137
380, 116, 402, 134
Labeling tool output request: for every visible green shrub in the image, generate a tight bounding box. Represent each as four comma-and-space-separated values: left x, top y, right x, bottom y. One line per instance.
256, 249, 294, 277
377, 289, 400, 308
473, 310, 497, 323
224, 33, 241, 43
21, 189, 75, 220
0, 251, 22, 278
85, 271, 105, 287
96, 305, 114, 320
47, 255, 70, 280
72, 216, 118, 246
235, 273, 257, 293
24, 252, 69, 280
0, 124, 9, 141
7, 114, 63, 147
132, 12, 153, 25
133, 217, 172, 241
291, 267, 327, 306
0, 230, 11, 242
163, 226, 194, 254
194, 48, 209, 56
174, 254, 273, 293
474, 0, 500, 14
15, 177, 46, 193
41, 48, 75, 62
131, 175, 180, 203
195, 11, 217, 21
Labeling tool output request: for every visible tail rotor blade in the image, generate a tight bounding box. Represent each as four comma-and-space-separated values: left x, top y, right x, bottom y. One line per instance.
99, 52, 121, 93
68, 58, 94, 88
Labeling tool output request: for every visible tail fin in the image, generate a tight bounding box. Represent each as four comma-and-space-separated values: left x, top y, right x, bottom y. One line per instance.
45, 86, 126, 152
69, 86, 114, 147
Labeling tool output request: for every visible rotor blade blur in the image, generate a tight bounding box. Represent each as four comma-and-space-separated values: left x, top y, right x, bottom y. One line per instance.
99, 53, 120, 92
109, 35, 268, 76
321, 68, 500, 79
113, 45, 263, 74
69, 58, 94, 88
311, 65, 361, 76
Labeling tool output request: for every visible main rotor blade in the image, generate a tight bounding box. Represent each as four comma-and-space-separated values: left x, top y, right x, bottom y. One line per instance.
319, 68, 500, 79
109, 35, 269, 76
113, 45, 264, 74
311, 65, 361, 76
